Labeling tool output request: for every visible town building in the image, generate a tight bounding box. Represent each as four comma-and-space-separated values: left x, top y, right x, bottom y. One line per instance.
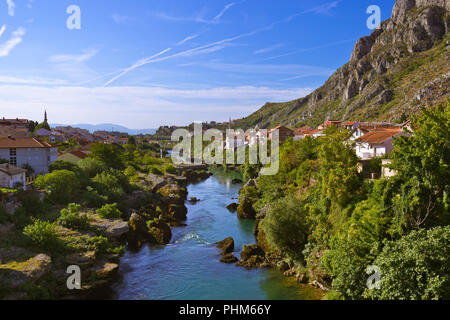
355, 129, 404, 159
0, 118, 30, 138
0, 137, 58, 174
269, 126, 294, 143
293, 126, 313, 140
0, 163, 27, 189
58, 150, 88, 164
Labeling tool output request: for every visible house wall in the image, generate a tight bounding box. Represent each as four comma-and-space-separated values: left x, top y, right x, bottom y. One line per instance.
356, 143, 386, 159
0, 147, 57, 174
0, 172, 25, 188
382, 159, 397, 178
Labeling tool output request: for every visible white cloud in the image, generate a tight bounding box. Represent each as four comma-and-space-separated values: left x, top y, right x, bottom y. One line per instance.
0, 25, 6, 37
112, 14, 130, 24
177, 34, 199, 45
6, 0, 15, 16
155, 2, 236, 24
212, 2, 235, 23
108, 1, 342, 85
0, 85, 313, 127
253, 43, 285, 55
48, 49, 99, 81
0, 75, 68, 85
49, 49, 98, 63
305, 1, 341, 15
0, 27, 26, 57
104, 48, 172, 86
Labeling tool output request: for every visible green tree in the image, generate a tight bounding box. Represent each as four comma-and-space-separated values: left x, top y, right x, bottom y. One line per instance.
389, 101, 450, 229
96, 203, 122, 219
262, 195, 309, 259
364, 226, 450, 300
34, 170, 80, 204
89, 142, 125, 170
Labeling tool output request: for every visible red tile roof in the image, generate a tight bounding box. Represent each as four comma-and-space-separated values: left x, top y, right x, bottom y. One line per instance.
70, 151, 88, 159
356, 129, 402, 144
343, 121, 356, 126
0, 137, 55, 148
294, 126, 313, 135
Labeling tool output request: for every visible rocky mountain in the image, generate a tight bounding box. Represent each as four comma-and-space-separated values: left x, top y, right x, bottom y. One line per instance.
236, 0, 450, 129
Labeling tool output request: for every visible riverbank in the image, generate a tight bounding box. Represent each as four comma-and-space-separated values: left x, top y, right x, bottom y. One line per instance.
104, 168, 324, 300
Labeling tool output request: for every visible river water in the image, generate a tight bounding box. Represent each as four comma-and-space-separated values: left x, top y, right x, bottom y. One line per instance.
108, 168, 323, 300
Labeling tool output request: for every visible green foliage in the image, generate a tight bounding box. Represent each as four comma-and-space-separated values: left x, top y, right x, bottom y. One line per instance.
77, 158, 107, 178
364, 227, 450, 300
22, 282, 51, 300
34, 121, 50, 132
84, 236, 109, 254
91, 171, 126, 202
163, 163, 178, 175
34, 170, 80, 204
20, 193, 50, 217
82, 186, 107, 208
21, 163, 35, 176
96, 203, 122, 219
0, 205, 11, 224
57, 203, 90, 231
389, 101, 450, 229
124, 166, 139, 182
262, 195, 309, 259
23, 220, 61, 251
89, 142, 125, 170
148, 165, 163, 175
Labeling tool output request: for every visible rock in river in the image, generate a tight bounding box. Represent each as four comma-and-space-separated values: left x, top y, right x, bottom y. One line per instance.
220, 253, 239, 264
237, 244, 266, 269
147, 219, 172, 245
217, 237, 234, 255
226, 203, 238, 212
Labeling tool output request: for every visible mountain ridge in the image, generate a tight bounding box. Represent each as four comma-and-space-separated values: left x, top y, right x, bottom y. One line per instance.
50, 123, 157, 135
235, 0, 450, 130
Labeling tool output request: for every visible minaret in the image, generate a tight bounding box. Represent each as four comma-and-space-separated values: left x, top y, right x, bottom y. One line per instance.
44, 110, 48, 123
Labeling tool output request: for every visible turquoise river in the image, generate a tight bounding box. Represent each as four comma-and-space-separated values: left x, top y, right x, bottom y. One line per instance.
106, 169, 323, 300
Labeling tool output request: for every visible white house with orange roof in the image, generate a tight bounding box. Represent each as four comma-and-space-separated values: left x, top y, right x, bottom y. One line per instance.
0, 137, 58, 174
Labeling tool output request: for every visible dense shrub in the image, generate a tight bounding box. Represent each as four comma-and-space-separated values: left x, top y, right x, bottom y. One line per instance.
23, 220, 61, 251
77, 158, 107, 178
363, 227, 450, 300
82, 186, 107, 208
89, 143, 125, 170
57, 203, 90, 231
20, 194, 50, 217
163, 164, 178, 175
96, 203, 122, 219
91, 172, 126, 202
34, 170, 80, 204
85, 236, 109, 254
148, 165, 163, 175
262, 195, 309, 259
0, 205, 11, 224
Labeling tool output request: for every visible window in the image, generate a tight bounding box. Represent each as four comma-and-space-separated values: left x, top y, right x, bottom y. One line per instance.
9, 148, 17, 166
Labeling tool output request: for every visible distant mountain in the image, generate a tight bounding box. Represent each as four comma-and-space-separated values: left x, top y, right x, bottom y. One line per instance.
235, 0, 450, 130
50, 123, 157, 135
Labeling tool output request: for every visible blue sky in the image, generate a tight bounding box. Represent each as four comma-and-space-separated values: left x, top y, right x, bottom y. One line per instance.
0, 0, 395, 128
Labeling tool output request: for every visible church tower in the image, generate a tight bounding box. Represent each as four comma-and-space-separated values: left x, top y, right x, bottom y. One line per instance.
44, 110, 48, 123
